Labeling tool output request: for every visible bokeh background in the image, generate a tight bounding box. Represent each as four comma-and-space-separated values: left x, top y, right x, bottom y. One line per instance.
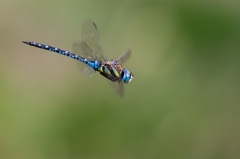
1, 0, 240, 158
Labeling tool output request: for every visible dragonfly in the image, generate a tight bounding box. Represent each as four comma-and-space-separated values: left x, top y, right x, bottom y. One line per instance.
22, 20, 134, 97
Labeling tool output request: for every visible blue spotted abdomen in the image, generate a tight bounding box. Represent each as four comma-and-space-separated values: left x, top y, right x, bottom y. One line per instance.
22, 41, 101, 70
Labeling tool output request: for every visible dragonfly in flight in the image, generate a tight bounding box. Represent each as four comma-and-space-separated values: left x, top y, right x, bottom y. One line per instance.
22, 20, 134, 97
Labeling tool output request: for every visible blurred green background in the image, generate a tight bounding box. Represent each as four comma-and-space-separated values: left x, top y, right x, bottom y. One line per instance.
1, 0, 240, 158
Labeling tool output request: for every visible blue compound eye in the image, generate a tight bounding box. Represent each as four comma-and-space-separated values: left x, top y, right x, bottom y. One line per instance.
123, 69, 133, 84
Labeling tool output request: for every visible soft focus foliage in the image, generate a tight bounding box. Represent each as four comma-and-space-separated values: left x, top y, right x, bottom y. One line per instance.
0, 0, 240, 159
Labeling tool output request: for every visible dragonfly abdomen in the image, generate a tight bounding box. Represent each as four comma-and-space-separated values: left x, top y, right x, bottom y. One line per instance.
22, 41, 100, 70
22, 41, 82, 59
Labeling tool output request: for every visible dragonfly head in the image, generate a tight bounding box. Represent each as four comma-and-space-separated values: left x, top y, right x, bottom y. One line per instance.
122, 69, 134, 84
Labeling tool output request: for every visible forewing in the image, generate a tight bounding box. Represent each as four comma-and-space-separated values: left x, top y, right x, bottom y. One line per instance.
114, 49, 131, 65
116, 81, 124, 97
108, 80, 124, 97
81, 19, 107, 62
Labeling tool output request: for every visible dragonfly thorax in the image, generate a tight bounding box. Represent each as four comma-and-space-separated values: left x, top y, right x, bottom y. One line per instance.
98, 61, 123, 82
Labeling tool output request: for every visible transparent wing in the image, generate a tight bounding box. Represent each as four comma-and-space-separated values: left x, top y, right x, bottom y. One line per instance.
81, 19, 107, 62
108, 80, 124, 97
117, 81, 124, 97
72, 41, 96, 76
113, 49, 131, 65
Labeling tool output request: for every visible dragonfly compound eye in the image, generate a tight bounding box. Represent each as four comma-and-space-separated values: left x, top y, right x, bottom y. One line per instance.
123, 69, 133, 84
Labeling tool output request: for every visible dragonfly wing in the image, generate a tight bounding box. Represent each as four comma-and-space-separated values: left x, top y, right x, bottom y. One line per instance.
108, 80, 124, 97
117, 81, 124, 97
72, 41, 96, 76
81, 19, 107, 62
114, 49, 131, 65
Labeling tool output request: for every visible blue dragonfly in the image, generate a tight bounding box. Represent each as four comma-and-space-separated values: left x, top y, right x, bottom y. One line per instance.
22, 20, 134, 97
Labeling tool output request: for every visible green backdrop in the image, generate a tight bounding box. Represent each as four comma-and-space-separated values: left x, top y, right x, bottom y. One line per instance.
0, 0, 240, 158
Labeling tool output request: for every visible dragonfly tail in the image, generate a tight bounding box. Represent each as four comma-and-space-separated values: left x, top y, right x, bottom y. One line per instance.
22, 41, 100, 70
